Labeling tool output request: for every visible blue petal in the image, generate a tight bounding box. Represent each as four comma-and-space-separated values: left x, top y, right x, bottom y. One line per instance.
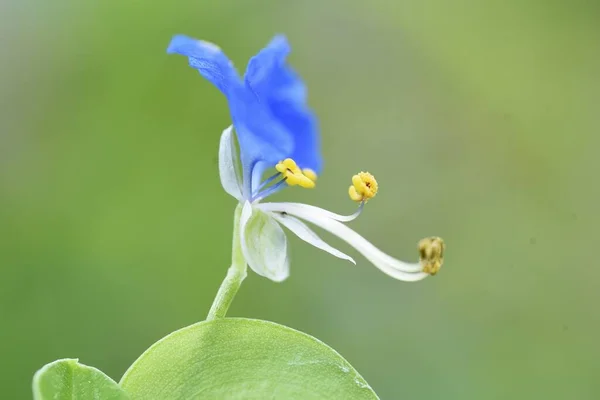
265, 66, 307, 107
245, 36, 290, 92
244, 35, 322, 173
227, 87, 294, 167
167, 35, 240, 94
245, 35, 307, 107
167, 35, 293, 170
271, 102, 321, 173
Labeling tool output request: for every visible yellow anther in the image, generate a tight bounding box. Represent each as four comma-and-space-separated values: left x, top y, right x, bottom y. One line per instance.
302, 168, 318, 182
275, 158, 316, 189
286, 173, 315, 188
276, 158, 301, 174
418, 237, 445, 275
348, 171, 378, 202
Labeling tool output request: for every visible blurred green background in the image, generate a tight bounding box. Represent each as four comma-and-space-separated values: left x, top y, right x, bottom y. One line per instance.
1, 0, 599, 399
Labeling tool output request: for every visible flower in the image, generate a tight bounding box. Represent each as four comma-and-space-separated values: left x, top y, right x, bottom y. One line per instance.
168, 34, 445, 282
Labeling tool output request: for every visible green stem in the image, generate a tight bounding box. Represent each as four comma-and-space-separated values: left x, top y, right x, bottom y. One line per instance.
206, 204, 247, 321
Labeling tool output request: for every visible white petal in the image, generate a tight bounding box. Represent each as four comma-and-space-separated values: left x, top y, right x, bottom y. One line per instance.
240, 201, 289, 282
270, 212, 355, 264
259, 202, 362, 222
219, 125, 243, 200
257, 202, 428, 282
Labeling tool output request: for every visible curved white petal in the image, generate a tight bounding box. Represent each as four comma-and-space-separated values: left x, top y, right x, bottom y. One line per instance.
219, 125, 243, 200
240, 201, 289, 282
257, 202, 428, 282
270, 212, 355, 264
259, 202, 362, 222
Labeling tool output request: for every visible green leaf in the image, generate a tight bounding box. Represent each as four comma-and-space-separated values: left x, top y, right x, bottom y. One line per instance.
120, 318, 378, 399
33, 358, 129, 400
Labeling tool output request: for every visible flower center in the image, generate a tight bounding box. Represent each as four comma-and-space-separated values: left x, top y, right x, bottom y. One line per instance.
348, 172, 378, 202
275, 158, 317, 189
418, 237, 445, 275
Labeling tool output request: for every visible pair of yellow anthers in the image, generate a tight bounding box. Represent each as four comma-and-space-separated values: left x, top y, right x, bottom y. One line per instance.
275, 158, 317, 189
275, 159, 379, 203
275, 158, 444, 275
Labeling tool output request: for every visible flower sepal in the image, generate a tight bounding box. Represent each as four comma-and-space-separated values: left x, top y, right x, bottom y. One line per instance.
240, 202, 290, 282
219, 125, 243, 201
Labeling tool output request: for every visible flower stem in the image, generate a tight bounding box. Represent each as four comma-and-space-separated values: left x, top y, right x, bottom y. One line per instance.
206, 204, 247, 321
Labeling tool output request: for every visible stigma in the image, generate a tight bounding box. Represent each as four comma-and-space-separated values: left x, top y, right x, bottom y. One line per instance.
349, 172, 378, 202
418, 237, 445, 275
276, 158, 317, 188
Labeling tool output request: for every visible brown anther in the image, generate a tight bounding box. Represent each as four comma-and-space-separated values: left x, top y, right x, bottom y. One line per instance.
419, 237, 445, 275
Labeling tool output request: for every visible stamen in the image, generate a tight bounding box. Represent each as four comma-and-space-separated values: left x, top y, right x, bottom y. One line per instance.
252, 178, 287, 203
348, 171, 378, 202
418, 237, 445, 275
254, 171, 282, 195
302, 168, 318, 182
342, 201, 365, 222
276, 158, 317, 189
